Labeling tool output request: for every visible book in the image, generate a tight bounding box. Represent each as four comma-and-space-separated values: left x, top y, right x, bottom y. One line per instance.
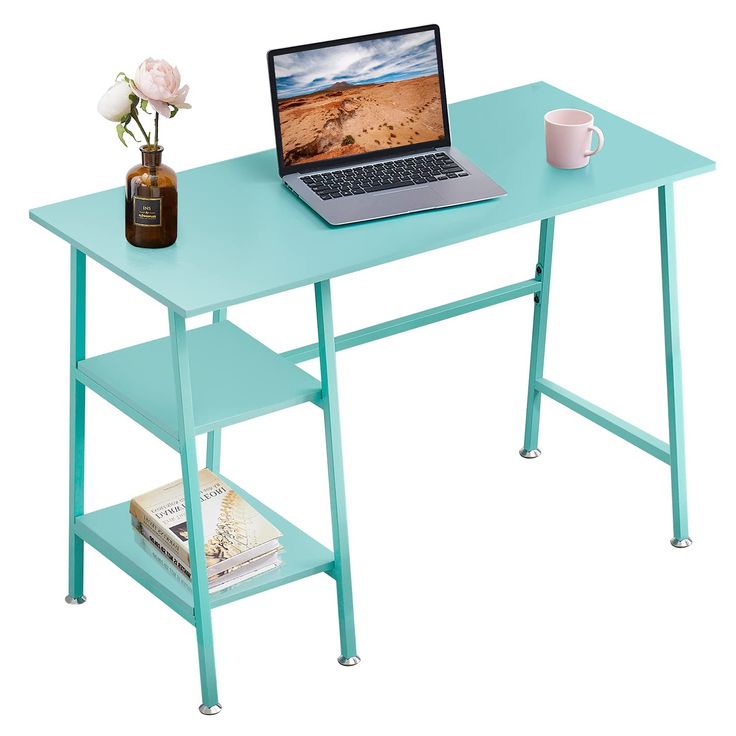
132, 522, 281, 592
129, 469, 283, 576
132, 517, 283, 584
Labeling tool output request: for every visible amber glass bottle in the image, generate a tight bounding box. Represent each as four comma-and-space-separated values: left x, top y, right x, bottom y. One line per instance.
125, 145, 178, 248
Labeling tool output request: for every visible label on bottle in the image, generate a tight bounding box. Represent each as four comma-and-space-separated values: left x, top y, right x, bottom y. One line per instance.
133, 196, 162, 227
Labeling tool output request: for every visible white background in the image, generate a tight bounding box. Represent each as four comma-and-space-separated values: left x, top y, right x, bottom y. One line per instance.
1, 1, 733, 733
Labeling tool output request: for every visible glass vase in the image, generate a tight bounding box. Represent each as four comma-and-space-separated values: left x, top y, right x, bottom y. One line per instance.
125, 145, 178, 248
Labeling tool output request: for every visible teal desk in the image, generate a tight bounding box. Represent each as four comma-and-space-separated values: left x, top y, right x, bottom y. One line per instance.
30, 81, 714, 714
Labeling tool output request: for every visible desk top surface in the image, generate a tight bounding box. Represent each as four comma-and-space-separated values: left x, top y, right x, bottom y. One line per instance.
30, 82, 713, 316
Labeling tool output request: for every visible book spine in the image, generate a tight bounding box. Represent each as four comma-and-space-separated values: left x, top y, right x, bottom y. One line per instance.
135, 521, 281, 591
135, 514, 282, 584
134, 525, 193, 586
137, 525, 192, 579
130, 498, 190, 565
209, 561, 280, 593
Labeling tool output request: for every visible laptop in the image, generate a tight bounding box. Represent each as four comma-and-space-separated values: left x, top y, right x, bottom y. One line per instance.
267, 24, 506, 226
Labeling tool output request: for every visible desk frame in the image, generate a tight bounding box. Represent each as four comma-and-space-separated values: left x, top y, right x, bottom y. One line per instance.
281, 184, 690, 544
519, 184, 689, 546
66, 267, 360, 713
64, 182, 690, 714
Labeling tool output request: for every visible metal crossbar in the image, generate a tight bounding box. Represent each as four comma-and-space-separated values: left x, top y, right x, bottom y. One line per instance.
535, 378, 670, 464
281, 278, 541, 364
280, 274, 669, 467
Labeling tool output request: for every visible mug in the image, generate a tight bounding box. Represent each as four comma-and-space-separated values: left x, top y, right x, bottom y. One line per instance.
544, 108, 604, 169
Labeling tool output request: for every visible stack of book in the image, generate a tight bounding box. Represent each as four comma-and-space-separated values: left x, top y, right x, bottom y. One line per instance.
130, 469, 283, 593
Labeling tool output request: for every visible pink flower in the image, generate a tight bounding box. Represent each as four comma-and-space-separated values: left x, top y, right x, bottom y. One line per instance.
131, 58, 191, 118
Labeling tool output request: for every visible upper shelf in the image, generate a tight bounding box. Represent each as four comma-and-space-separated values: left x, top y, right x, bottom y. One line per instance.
29, 82, 714, 317
77, 320, 321, 448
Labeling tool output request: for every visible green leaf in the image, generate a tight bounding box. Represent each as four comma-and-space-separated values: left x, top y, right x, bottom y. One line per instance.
169, 104, 179, 118
116, 123, 128, 147
128, 93, 139, 107
123, 122, 140, 142
140, 98, 150, 113
116, 71, 130, 83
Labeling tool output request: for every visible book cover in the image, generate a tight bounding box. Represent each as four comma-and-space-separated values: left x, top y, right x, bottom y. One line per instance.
129, 469, 282, 572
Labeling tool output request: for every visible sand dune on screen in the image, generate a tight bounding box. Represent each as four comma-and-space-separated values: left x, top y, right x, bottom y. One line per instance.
278, 74, 444, 166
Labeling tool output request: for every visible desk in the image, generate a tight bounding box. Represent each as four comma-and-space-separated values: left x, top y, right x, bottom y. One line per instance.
30, 81, 714, 714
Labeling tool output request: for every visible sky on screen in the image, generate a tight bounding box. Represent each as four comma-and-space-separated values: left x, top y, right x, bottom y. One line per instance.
274, 30, 438, 99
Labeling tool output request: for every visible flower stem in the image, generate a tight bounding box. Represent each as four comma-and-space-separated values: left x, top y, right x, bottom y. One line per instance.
154, 112, 159, 149
129, 108, 150, 145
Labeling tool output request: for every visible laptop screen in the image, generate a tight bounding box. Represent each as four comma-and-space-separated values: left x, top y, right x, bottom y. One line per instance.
268, 26, 449, 175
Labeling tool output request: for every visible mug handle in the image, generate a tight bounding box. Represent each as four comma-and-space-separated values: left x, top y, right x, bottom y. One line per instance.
584, 126, 605, 157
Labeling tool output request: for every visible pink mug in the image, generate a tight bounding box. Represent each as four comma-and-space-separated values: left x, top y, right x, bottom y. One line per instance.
544, 108, 604, 169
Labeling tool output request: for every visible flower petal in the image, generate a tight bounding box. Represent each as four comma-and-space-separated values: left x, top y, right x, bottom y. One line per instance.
172, 84, 190, 106
148, 98, 171, 117
129, 81, 149, 101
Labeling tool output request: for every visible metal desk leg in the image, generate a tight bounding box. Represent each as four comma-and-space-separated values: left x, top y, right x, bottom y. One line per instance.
658, 185, 692, 548
66, 247, 87, 605
169, 311, 222, 715
206, 308, 228, 474
315, 281, 360, 667
520, 217, 556, 458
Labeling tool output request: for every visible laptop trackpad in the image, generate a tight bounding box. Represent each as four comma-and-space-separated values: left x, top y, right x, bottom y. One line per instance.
371, 185, 430, 197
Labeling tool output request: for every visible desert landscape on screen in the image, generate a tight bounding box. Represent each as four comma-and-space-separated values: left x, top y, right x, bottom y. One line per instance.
277, 75, 444, 166
274, 30, 443, 166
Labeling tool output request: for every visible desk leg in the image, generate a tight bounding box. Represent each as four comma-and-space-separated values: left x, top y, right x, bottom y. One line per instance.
520, 217, 556, 458
206, 308, 228, 473
169, 311, 222, 715
659, 185, 692, 548
66, 247, 87, 605
315, 281, 360, 667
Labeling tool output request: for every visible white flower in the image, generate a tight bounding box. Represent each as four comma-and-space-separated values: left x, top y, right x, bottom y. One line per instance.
97, 81, 133, 122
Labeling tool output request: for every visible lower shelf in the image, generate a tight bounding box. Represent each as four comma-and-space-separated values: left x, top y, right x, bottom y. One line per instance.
75, 474, 335, 623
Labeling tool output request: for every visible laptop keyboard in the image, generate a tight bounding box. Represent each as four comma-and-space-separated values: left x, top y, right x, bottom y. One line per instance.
300, 152, 468, 200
